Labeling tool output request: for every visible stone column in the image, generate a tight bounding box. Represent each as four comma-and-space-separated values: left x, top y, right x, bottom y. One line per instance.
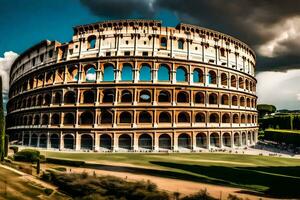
59, 133, 64, 150
133, 133, 138, 151
75, 132, 80, 151
46, 132, 50, 149
153, 132, 159, 151
112, 133, 118, 152
173, 133, 178, 151
207, 132, 210, 149
231, 132, 234, 148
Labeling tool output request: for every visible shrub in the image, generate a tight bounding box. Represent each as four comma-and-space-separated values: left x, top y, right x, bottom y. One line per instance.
14, 149, 41, 163
44, 188, 53, 196
181, 189, 217, 200
46, 157, 85, 167
9, 146, 19, 154
264, 129, 300, 146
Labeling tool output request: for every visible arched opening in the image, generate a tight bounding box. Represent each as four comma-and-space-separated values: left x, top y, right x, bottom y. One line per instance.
222, 113, 230, 123
44, 94, 51, 105
26, 98, 32, 107
120, 112, 132, 123
176, 67, 187, 82
64, 134, 74, 149
221, 94, 229, 105
158, 91, 170, 102
177, 91, 189, 103
158, 64, 170, 81
139, 64, 151, 81
246, 79, 249, 90
232, 96, 238, 106
247, 115, 251, 123
51, 114, 60, 125
80, 111, 94, 125
159, 134, 171, 150
139, 111, 152, 123
221, 73, 227, 86
246, 98, 251, 107
208, 71, 217, 84
50, 134, 59, 149
67, 65, 78, 81
46, 72, 54, 84
37, 95, 43, 106
103, 64, 115, 81
195, 92, 205, 104
138, 134, 152, 149
83, 90, 95, 104
178, 133, 191, 149
241, 114, 246, 123
195, 113, 205, 123
209, 113, 219, 123
39, 134, 47, 148
193, 69, 203, 83
102, 89, 115, 103
28, 116, 33, 125
233, 114, 239, 123
101, 110, 113, 124
223, 133, 231, 147
178, 112, 190, 123
31, 96, 36, 107
196, 133, 207, 148
34, 115, 40, 125
231, 75, 237, 87
178, 39, 184, 49
84, 65, 96, 82
139, 90, 151, 103
159, 112, 171, 123
239, 77, 244, 89
100, 134, 112, 149
121, 63, 133, 81
210, 133, 220, 147
160, 37, 167, 48
23, 134, 30, 146
242, 132, 247, 146
87, 35, 96, 49
81, 134, 93, 150
64, 113, 75, 125
234, 133, 240, 146
42, 114, 49, 125
118, 134, 131, 150
31, 134, 38, 147
209, 93, 218, 104
64, 91, 76, 104
53, 92, 62, 104
23, 116, 28, 125
248, 132, 252, 144
121, 90, 132, 102
240, 97, 245, 106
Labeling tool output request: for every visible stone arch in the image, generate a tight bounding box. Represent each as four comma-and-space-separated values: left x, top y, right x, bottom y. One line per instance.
51, 113, 60, 125
210, 132, 220, 147
102, 89, 115, 103
221, 73, 227, 86
121, 90, 132, 102
80, 111, 94, 125
176, 66, 188, 82
177, 91, 189, 103
23, 133, 30, 146
37, 95, 43, 106
159, 112, 171, 123
53, 92, 62, 104
81, 134, 93, 150
118, 134, 132, 150
139, 90, 151, 103
138, 134, 152, 149
158, 64, 170, 81
103, 63, 115, 81
100, 134, 112, 149
209, 93, 218, 104
87, 35, 96, 49
119, 111, 132, 123
101, 110, 113, 124
241, 114, 246, 123
178, 133, 191, 149
64, 134, 74, 149
42, 114, 49, 125
208, 70, 217, 84
39, 134, 47, 148
139, 111, 152, 123
196, 132, 207, 148
242, 132, 247, 146
221, 94, 229, 105
232, 95, 238, 106
193, 68, 203, 83
178, 112, 190, 123
83, 64, 96, 82
64, 91, 76, 104
34, 115, 40, 125
231, 75, 237, 87
239, 77, 244, 88
67, 65, 78, 82
64, 113, 75, 125
158, 90, 171, 102
50, 134, 59, 149
233, 114, 239, 123
195, 112, 205, 123
195, 92, 205, 104
31, 133, 38, 147
139, 63, 151, 81
159, 134, 171, 150
121, 63, 133, 81
222, 132, 231, 147
83, 90, 95, 103
222, 113, 230, 123
44, 93, 51, 105
209, 113, 219, 123
234, 132, 240, 146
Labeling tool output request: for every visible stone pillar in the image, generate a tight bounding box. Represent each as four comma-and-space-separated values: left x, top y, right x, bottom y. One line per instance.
29, 132, 32, 147
173, 133, 178, 151
220, 133, 223, 148
75, 132, 80, 151
133, 134, 138, 151
59, 133, 64, 150
153, 132, 159, 151
94, 133, 99, 151
37, 135, 40, 148
192, 132, 197, 150
152, 69, 157, 83
46, 132, 50, 149
207, 133, 210, 149
113, 133, 118, 152
231, 132, 234, 148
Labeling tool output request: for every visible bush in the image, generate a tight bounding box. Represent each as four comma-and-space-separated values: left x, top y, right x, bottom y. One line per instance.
14, 149, 41, 163
9, 146, 18, 154
46, 157, 85, 167
264, 129, 300, 146
44, 188, 53, 196
181, 189, 217, 200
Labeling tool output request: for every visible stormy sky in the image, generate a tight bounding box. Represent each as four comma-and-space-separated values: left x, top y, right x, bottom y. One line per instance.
1, 0, 300, 109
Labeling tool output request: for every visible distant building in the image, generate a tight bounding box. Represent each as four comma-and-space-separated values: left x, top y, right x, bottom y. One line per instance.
6, 19, 258, 152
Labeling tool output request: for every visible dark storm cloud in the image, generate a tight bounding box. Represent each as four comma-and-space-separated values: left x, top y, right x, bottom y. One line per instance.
80, 0, 300, 72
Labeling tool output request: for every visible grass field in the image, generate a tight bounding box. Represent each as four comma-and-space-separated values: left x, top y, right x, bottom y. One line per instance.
40, 151, 300, 198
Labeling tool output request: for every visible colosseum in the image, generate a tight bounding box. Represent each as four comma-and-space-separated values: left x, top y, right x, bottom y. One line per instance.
6, 19, 258, 152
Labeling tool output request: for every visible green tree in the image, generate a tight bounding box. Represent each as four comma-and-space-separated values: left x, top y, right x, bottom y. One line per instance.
257, 104, 276, 118
0, 76, 5, 161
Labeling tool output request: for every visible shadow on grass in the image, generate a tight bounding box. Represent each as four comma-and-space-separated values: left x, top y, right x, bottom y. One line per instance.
83, 162, 300, 199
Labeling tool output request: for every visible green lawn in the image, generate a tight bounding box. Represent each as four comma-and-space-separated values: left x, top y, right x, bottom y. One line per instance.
266, 128, 300, 134
40, 151, 300, 198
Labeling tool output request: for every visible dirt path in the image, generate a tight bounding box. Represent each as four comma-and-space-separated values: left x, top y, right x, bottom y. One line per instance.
44, 163, 274, 200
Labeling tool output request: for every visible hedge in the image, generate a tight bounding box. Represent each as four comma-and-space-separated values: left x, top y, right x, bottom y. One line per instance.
14, 149, 42, 163
264, 129, 300, 147
46, 157, 85, 167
